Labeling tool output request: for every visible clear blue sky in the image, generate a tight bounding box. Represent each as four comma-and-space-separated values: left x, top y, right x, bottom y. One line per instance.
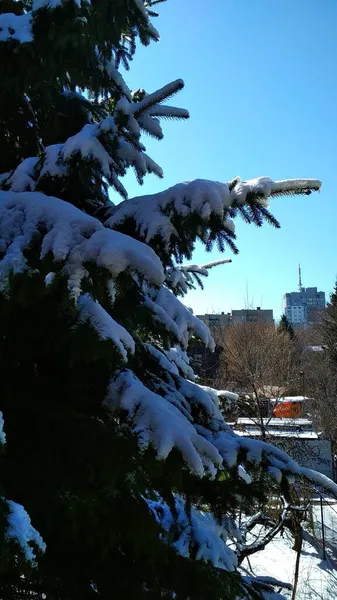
117, 0, 337, 319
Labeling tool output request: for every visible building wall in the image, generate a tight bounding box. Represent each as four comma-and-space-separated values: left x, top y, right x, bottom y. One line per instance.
231, 308, 274, 324
196, 313, 231, 327
197, 309, 274, 327
283, 287, 326, 327
276, 438, 333, 480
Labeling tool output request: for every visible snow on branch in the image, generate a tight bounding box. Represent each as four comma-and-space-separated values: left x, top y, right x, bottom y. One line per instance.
105, 362, 337, 487
146, 343, 195, 380
144, 286, 215, 350
100, 331, 337, 493
5, 500, 46, 564
0, 0, 157, 50
77, 294, 135, 361
144, 492, 292, 598
104, 370, 223, 477
200, 259, 233, 271
0, 411, 6, 445
1, 80, 188, 205
0, 13, 32, 43
0, 191, 164, 297
200, 428, 337, 495
98, 52, 132, 100
264, 178, 321, 197
166, 258, 231, 295
145, 344, 180, 376
0, 2, 90, 45
107, 179, 232, 244
130, 0, 160, 41
145, 493, 238, 571
240, 574, 290, 600
133, 80, 187, 116
165, 347, 195, 380
197, 385, 239, 411
107, 177, 321, 260
4, 157, 39, 192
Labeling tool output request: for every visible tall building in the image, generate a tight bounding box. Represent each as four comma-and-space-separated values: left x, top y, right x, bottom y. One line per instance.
283, 266, 326, 327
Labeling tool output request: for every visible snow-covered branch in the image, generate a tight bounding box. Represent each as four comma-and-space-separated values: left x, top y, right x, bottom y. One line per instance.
107, 177, 321, 264
0, 191, 164, 298
238, 506, 289, 563
166, 258, 232, 296
144, 285, 215, 349
0, 0, 158, 51
1, 80, 188, 213
144, 493, 239, 572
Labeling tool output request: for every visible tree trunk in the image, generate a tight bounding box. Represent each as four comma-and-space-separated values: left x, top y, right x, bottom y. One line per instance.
291, 520, 303, 600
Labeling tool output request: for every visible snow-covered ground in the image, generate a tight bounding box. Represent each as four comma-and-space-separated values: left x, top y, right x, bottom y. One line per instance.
312, 500, 337, 552
245, 503, 337, 599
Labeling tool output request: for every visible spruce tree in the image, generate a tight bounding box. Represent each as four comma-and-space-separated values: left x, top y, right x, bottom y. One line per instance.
278, 314, 295, 341
322, 279, 337, 367
0, 2, 335, 599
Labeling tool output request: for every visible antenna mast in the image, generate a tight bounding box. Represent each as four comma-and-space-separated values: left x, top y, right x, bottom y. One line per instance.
298, 264, 303, 292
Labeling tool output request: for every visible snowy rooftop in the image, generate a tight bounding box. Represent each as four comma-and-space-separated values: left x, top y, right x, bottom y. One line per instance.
235, 418, 314, 427
269, 396, 309, 404
305, 345, 323, 352
233, 417, 320, 439
234, 428, 319, 439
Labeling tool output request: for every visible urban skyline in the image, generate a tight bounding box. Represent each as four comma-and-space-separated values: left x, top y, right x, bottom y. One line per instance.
193, 266, 326, 325
188, 264, 329, 321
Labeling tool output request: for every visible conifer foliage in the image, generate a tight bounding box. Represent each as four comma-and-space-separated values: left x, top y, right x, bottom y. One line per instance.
278, 315, 295, 340
322, 280, 337, 367
0, 1, 332, 599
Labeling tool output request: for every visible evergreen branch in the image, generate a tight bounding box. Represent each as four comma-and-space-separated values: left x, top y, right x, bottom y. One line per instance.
268, 178, 321, 196
134, 79, 185, 116
165, 259, 232, 295
255, 204, 281, 228
108, 176, 320, 265
181, 259, 232, 273
147, 105, 190, 119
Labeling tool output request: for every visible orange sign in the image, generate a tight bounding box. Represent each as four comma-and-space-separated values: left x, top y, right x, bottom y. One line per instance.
273, 402, 302, 418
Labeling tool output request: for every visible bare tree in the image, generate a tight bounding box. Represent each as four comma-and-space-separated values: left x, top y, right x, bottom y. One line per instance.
301, 347, 337, 445
213, 322, 301, 439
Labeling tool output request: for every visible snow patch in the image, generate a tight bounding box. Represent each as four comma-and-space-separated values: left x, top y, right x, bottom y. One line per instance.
105, 370, 223, 477
145, 494, 238, 571
6, 157, 38, 192
238, 465, 252, 484
165, 347, 195, 380
0, 13, 32, 43
145, 286, 214, 350
77, 294, 134, 360
145, 344, 179, 376
0, 412, 6, 445
6, 500, 46, 563
198, 385, 238, 410
0, 191, 164, 297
